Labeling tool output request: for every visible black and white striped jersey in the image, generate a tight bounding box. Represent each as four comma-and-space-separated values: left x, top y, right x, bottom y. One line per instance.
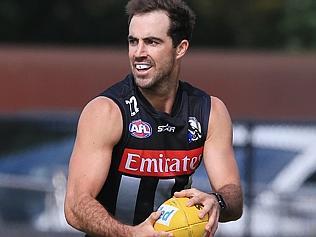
96, 74, 211, 226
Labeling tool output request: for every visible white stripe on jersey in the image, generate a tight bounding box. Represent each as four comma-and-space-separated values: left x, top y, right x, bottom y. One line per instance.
154, 179, 176, 210
115, 175, 140, 224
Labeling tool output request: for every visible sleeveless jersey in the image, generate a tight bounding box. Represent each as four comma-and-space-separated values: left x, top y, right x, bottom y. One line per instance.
96, 74, 211, 226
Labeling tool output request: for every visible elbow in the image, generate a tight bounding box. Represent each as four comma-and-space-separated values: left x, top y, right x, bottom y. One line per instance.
64, 197, 81, 230
231, 202, 243, 221
232, 205, 243, 221
220, 204, 243, 222
218, 184, 244, 222
64, 202, 75, 227
233, 197, 244, 220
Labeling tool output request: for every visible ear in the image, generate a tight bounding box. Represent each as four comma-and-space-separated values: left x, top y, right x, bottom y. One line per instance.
175, 40, 189, 59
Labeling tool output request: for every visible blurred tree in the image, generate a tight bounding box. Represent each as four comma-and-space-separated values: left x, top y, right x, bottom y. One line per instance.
280, 0, 316, 50
0, 0, 127, 45
0, 0, 315, 50
187, 0, 286, 49
0, 0, 21, 41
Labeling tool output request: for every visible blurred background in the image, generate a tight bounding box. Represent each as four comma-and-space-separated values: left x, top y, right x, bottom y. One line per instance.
1, 0, 316, 236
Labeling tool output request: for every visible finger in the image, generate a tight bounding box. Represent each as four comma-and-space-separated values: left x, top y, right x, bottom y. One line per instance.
196, 194, 219, 218
157, 231, 174, 237
149, 213, 173, 237
147, 211, 162, 225
198, 203, 211, 219
174, 188, 197, 198
173, 190, 189, 198
205, 208, 219, 234
210, 220, 218, 236
202, 231, 211, 237
186, 195, 199, 207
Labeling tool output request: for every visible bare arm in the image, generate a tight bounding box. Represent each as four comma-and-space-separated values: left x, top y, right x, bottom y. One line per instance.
64, 97, 171, 237
174, 96, 243, 236
64, 96, 131, 236
203, 96, 243, 221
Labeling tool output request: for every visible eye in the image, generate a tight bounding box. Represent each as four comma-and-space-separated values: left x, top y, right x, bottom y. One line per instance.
145, 39, 159, 46
150, 41, 158, 46
128, 38, 138, 46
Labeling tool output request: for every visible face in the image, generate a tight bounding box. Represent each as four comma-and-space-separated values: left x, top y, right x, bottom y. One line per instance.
128, 10, 177, 89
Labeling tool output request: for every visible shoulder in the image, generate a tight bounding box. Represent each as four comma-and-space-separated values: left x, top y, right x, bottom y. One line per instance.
100, 74, 133, 99
77, 96, 123, 145
180, 81, 210, 98
208, 96, 233, 138
181, 81, 211, 114
210, 96, 231, 118
81, 96, 122, 121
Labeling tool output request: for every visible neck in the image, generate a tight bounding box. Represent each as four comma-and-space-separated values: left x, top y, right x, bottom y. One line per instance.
139, 80, 179, 114
139, 65, 180, 114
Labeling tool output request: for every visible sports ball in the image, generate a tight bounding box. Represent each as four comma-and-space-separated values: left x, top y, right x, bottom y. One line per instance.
154, 197, 208, 237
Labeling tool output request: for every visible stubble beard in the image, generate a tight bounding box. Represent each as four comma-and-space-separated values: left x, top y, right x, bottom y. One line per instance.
134, 71, 167, 90
133, 57, 175, 92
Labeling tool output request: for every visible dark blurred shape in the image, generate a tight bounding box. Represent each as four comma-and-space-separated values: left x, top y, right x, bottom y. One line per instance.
0, 0, 316, 49
281, 0, 316, 50
0, 0, 127, 45
0, 115, 76, 156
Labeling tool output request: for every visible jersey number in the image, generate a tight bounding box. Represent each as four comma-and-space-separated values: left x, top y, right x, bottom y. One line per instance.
125, 96, 139, 117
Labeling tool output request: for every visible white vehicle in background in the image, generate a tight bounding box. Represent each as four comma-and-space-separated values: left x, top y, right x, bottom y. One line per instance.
215, 123, 316, 237
0, 115, 79, 236
1, 115, 316, 237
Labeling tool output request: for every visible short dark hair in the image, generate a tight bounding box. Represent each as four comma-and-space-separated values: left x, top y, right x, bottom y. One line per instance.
126, 0, 196, 47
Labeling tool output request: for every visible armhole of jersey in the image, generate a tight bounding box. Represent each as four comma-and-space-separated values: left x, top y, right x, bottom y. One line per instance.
202, 96, 211, 141
101, 95, 129, 151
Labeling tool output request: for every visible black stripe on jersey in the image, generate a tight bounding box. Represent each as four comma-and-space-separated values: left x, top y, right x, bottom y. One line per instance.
171, 175, 191, 194
133, 177, 159, 225
97, 171, 123, 215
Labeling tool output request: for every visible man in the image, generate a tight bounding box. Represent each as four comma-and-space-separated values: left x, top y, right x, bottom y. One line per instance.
64, 0, 243, 236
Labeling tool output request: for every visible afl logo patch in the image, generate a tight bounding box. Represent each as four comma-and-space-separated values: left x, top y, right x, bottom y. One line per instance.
129, 119, 152, 139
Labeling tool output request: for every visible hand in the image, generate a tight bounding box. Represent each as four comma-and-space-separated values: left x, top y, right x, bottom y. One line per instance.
130, 211, 173, 237
174, 188, 220, 237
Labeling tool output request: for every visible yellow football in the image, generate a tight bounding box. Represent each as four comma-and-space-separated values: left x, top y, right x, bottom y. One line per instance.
154, 197, 208, 237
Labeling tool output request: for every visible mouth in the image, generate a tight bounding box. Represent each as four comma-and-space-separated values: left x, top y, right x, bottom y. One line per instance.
134, 63, 152, 73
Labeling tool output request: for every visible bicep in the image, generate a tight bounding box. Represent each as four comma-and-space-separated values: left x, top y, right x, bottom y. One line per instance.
203, 97, 240, 191
66, 97, 123, 199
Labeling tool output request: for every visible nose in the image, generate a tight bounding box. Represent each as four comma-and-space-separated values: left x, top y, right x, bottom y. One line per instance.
134, 41, 147, 58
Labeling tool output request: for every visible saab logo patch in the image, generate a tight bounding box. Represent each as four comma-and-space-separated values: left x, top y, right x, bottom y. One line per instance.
156, 204, 178, 226
129, 119, 152, 138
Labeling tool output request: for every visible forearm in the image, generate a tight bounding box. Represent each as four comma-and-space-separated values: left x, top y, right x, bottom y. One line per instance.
217, 183, 243, 222
65, 194, 132, 237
